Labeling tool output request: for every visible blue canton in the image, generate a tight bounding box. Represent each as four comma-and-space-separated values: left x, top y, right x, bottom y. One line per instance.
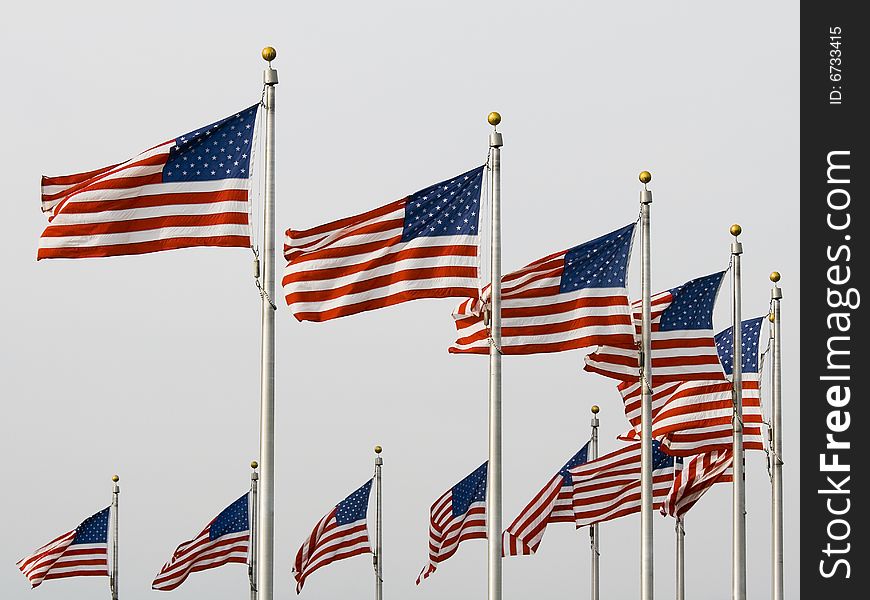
651, 441, 676, 471
209, 494, 249, 541
558, 443, 590, 486
402, 166, 484, 241
715, 316, 764, 375
559, 223, 635, 293
452, 462, 488, 517
336, 480, 373, 525
659, 271, 725, 331
72, 507, 109, 545
164, 104, 259, 183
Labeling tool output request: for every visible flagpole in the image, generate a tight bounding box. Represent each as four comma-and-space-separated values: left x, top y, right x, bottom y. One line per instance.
769, 271, 783, 600
675, 517, 685, 600
487, 111, 503, 600
110, 474, 119, 600
638, 170, 654, 600
250, 461, 259, 600
374, 445, 384, 600
729, 224, 746, 600
590, 405, 600, 600
258, 46, 278, 600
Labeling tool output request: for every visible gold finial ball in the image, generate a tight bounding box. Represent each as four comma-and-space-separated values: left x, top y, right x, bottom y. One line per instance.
639, 171, 652, 184
374, 445, 383, 454
112, 475, 119, 482
487, 112, 501, 127
251, 461, 259, 469
591, 405, 600, 414
262, 47, 277, 62
770, 271, 781, 283
730, 224, 742, 237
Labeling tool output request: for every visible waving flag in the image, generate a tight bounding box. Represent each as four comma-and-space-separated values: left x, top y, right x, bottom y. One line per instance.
503, 443, 589, 556
584, 272, 727, 383
570, 441, 678, 527
618, 317, 766, 456
450, 224, 636, 354
283, 166, 485, 322
152, 494, 249, 591
17, 507, 109, 588
38, 105, 258, 259
293, 479, 372, 593
417, 462, 487, 584
661, 449, 733, 518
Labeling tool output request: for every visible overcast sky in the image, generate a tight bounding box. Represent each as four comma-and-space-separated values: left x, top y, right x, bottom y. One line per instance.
1, 2, 799, 599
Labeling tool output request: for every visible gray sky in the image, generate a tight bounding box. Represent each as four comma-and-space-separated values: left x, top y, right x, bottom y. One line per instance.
1, 1, 799, 599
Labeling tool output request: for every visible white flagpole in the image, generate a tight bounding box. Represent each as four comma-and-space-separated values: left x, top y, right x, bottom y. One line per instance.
676, 517, 685, 600
769, 271, 783, 600
487, 111, 503, 600
729, 224, 746, 600
590, 405, 600, 600
250, 461, 259, 600
374, 445, 384, 600
638, 170, 654, 600
258, 46, 278, 600
110, 474, 119, 600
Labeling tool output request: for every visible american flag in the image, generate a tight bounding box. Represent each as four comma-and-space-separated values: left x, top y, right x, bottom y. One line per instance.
450, 224, 636, 354
618, 317, 766, 456
152, 493, 249, 591
38, 105, 259, 259
661, 449, 733, 518
503, 443, 589, 556
570, 441, 678, 527
17, 506, 109, 588
584, 271, 728, 383
293, 479, 372, 593
417, 462, 487, 584
282, 166, 485, 322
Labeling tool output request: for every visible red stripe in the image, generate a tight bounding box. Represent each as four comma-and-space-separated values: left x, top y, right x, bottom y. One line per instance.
41, 212, 248, 237
286, 198, 406, 240
43, 568, 108, 581
37, 236, 250, 260
501, 295, 630, 318
42, 164, 121, 187
501, 265, 564, 295
450, 332, 637, 356
56, 189, 248, 214
285, 265, 478, 304
501, 315, 633, 338
652, 337, 716, 350
48, 167, 166, 207
291, 286, 479, 322
285, 219, 403, 256
282, 244, 477, 284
